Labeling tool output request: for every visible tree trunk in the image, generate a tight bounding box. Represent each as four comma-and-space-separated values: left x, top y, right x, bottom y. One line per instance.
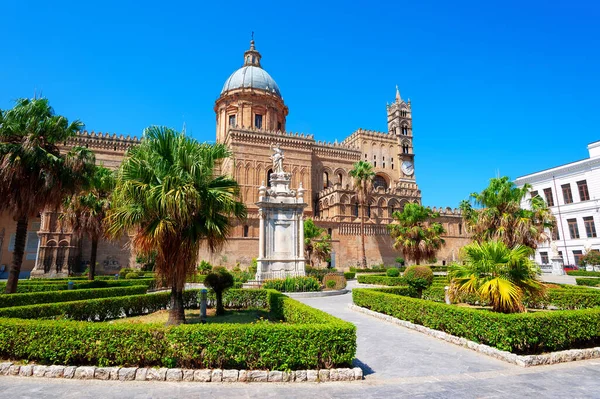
89, 238, 98, 281
5, 216, 28, 294
216, 291, 225, 316
167, 285, 186, 325
360, 187, 367, 268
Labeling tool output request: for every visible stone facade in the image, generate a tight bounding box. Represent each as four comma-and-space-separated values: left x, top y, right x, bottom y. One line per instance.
0, 40, 469, 278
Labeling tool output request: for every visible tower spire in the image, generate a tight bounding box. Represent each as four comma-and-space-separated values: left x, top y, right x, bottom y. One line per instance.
243, 34, 262, 67
395, 85, 401, 102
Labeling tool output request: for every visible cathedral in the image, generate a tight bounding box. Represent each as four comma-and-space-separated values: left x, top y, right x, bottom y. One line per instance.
0, 40, 469, 278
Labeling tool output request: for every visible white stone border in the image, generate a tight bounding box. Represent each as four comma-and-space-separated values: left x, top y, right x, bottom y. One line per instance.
0, 363, 363, 382
349, 304, 600, 367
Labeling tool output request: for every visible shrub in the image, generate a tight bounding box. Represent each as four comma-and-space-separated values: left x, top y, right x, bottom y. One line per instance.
353, 288, 600, 355
395, 257, 405, 266
125, 272, 141, 279
326, 280, 336, 289
323, 274, 346, 290
262, 276, 321, 292
343, 272, 356, 280
0, 279, 156, 294
305, 266, 338, 282
186, 274, 207, 284
357, 275, 406, 286
197, 260, 213, 275
404, 265, 434, 297
576, 278, 600, 287
569, 270, 600, 277
349, 267, 387, 273
204, 268, 235, 316
0, 286, 147, 308
386, 268, 400, 277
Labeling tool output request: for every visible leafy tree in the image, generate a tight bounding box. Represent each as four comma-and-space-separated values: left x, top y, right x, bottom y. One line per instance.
106, 126, 246, 325
579, 251, 600, 267
0, 98, 94, 293
204, 267, 235, 316
349, 160, 375, 268
460, 176, 555, 250
303, 218, 331, 267
404, 265, 434, 297
448, 240, 545, 313
62, 166, 115, 280
388, 203, 446, 265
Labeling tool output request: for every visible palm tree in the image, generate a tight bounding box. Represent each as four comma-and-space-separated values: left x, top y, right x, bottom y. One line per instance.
303, 218, 331, 267
0, 98, 94, 293
448, 240, 545, 313
62, 166, 115, 280
388, 203, 446, 265
105, 126, 246, 325
349, 161, 375, 268
460, 176, 555, 250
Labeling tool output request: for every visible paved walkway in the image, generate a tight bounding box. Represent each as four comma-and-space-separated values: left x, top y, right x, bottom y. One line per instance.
2, 281, 600, 398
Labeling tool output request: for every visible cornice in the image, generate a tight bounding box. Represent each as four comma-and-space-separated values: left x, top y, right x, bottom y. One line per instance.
515, 157, 600, 185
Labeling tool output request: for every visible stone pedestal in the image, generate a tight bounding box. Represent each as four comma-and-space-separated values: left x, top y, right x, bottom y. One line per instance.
253, 171, 307, 282
551, 255, 565, 276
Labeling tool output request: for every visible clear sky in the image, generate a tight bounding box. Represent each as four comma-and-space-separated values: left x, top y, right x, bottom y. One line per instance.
2, 0, 599, 207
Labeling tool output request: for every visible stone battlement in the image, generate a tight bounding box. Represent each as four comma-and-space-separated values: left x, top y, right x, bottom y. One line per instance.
67, 131, 141, 152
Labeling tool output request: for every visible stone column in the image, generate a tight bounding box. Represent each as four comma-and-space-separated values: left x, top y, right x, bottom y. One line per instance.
258, 210, 265, 259
551, 255, 565, 276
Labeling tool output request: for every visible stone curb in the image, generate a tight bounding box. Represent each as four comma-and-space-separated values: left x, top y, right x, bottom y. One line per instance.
0, 363, 363, 383
349, 304, 600, 367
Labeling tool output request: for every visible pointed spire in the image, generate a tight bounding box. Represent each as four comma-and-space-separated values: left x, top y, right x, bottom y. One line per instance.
395, 85, 401, 102
243, 34, 262, 68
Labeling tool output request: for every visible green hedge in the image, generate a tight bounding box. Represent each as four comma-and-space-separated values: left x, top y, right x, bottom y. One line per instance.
350, 267, 387, 273
262, 276, 321, 292
0, 286, 148, 308
0, 279, 156, 294
568, 271, 600, 277
0, 289, 356, 369
343, 272, 356, 280
576, 278, 600, 287
357, 274, 406, 286
353, 288, 600, 354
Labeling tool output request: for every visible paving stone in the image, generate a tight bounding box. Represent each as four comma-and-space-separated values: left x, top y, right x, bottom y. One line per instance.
94, 367, 113, 380
193, 369, 211, 382
294, 370, 307, 382
237, 370, 248, 382
74, 367, 95, 380
135, 368, 148, 381
45, 365, 65, 378
19, 365, 33, 377
282, 371, 294, 382
222, 369, 238, 382
118, 367, 137, 381
247, 370, 267, 382
63, 366, 76, 379
306, 370, 318, 382
182, 369, 195, 382
166, 369, 183, 382
318, 369, 329, 382
0, 362, 13, 376
110, 368, 120, 380
8, 365, 20, 376
146, 368, 167, 381
32, 365, 48, 377
211, 369, 222, 382
353, 367, 363, 381
267, 370, 282, 382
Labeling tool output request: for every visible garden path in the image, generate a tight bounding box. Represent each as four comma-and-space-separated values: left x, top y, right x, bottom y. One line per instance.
2, 281, 600, 398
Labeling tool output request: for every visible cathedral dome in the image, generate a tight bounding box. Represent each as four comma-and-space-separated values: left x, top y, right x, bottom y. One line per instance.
221, 65, 281, 98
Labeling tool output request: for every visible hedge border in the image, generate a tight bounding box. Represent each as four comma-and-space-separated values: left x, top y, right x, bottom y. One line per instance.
0, 286, 148, 308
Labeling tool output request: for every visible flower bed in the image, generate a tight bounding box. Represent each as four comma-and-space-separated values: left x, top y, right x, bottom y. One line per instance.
0, 289, 356, 370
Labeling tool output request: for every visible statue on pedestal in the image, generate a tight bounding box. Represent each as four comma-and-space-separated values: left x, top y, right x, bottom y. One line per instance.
271, 143, 285, 174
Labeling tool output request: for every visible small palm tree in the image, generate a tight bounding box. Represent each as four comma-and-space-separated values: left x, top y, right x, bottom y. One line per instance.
349, 161, 375, 268
0, 98, 94, 293
106, 126, 246, 325
388, 203, 446, 265
62, 166, 115, 280
204, 267, 235, 316
303, 218, 331, 267
448, 240, 545, 313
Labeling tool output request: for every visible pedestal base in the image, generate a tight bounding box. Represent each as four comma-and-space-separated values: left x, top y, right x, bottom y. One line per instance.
551, 256, 565, 276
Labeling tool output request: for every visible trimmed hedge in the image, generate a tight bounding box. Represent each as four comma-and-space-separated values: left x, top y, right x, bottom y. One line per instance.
353, 288, 600, 354
568, 271, 600, 277
0, 289, 356, 369
350, 267, 387, 273
0, 286, 148, 308
0, 279, 156, 294
357, 274, 406, 286
576, 278, 600, 287
343, 272, 356, 280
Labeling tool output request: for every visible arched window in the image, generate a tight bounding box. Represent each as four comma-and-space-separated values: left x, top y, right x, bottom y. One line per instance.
323, 172, 329, 189
337, 173, 343, 186
403, 145, 409, 154
373, 175, 388, 190
243, 225, 249, 238
402, 127, 408, 135
367, 204, 371, 218
266, 169, 273, 187
458, 224, 463, 235
327, 228, 332, 237
353, 202, 359, 217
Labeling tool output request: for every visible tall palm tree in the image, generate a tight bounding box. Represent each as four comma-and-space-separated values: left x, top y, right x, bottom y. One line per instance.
388, 203, 446, 265
349, 161, 375, 268
105, 126, 246, 325
0, 98, 94, 293
62, 166, 115, 280
448, 240, 545, 313
460, 176, 555, 249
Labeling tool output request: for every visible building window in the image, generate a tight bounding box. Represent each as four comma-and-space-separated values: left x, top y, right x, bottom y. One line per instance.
373, 161, 376, 167
373, 175, 388, 190
337, 173, 343, 185
540, 251, 549, 264
577, 180, 590, 201
531, 190, 538, 199
552, 228, 560, 241
266, 169, 273, 187
573, 250, 583, 266
402, 127, 408, 135
458, 223, 462, 235
584, 216, 597, 238
567, 218, 580, 239
561, 184, 573, 204
228, 114, 236, 127
402, 145, 409, 154
254, 114, 263, 129
353, 203, 359, 217
543, 188, 554, 206
277, 121, 282, 131
243, 225, 249, 238
323, 172, 329, 189
327, 228, 332, 237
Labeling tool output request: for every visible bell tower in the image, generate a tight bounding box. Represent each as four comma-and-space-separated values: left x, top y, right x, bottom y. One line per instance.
387, 86, 415, 180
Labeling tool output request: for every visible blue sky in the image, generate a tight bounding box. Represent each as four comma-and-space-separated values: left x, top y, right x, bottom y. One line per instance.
2, 0, 599, 207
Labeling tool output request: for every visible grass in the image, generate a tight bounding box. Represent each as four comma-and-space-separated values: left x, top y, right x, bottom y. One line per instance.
109, 308, 275, 325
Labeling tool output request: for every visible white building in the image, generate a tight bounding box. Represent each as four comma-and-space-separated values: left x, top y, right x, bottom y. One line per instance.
515, 141, 600, 267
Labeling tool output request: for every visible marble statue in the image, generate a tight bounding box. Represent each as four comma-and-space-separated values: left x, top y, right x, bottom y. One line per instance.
271, 143, 285, 174
551, 241, 559, 257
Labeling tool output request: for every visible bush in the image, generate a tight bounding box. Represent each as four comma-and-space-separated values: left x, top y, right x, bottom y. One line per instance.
569, 270, 600, 277
395, 257, 405, 266
343, 272, 356, 280
204, 268, 235, 316
0, 286, 148, 308
575, 278, 600, 287
197, 260, 213, 275
353, 288, 600, 355
350, 267, 387, 273
386, 268, 400, 277
305, 266, 338, 282
186, 274, 207, 283
323, 274, 347, 290
326, 280, 336, 289
262, 276, 321, 292
0, 289, 356, 370
357, 274, 406, 286
404, 265, 434, 296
